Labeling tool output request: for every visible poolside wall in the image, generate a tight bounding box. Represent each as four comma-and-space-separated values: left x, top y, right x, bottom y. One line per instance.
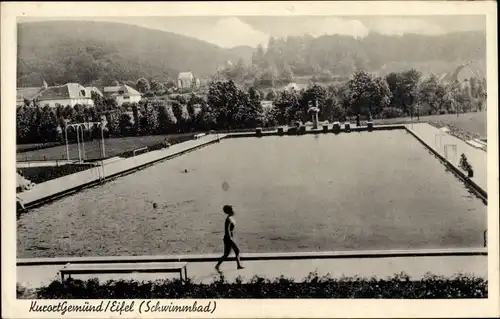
405, 127, 487, 204
226, 124, 404, 138
17, 248, 487, 266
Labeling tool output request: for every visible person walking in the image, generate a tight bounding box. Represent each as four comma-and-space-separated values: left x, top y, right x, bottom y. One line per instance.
215, 205, 244, 271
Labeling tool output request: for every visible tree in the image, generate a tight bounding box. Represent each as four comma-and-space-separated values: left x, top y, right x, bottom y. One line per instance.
16, 106, 38, 143
347, 70, 391, 117
418, 74, 447, 115
281, 63, 295, 83
274, 89, 301, 125
131, 103, 141, 135
235, 87, 264, 128
199, 103, 217, 130
143, 102, 159, 133
301, 84, 327, 122
150, 79, 163, 93
207, 80, 244, 129
265, 89, 277, 101
386, 69, 421, 117
119, 113, 134, 136
136, 77, 150, 93
256, 66, 278, 88
252, 44, 266, 68
105, 109, 122, 136
156, 102, 177, 134
37, 107, 58, 142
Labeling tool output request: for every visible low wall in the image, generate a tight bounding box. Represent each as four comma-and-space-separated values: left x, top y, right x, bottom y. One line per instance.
405, 127, 487, 204
17, 247, 487, 266
226, 124, 405, 139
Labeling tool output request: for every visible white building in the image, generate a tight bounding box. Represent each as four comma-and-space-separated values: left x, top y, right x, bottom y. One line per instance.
35, 83, 94, 107
177, 72, 199, 90
102, 85, 142, 106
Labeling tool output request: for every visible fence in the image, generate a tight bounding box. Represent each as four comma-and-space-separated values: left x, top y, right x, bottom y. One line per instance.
133, 147, 149, 157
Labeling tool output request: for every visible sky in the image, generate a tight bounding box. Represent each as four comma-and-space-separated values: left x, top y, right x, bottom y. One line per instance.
19, 15, 485, 48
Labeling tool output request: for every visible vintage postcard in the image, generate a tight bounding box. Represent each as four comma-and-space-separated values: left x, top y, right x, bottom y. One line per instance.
1, 1, 498, 318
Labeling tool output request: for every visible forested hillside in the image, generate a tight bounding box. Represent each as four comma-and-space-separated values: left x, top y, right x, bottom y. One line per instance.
17, 21, 485, 88
17, 21, 255, 87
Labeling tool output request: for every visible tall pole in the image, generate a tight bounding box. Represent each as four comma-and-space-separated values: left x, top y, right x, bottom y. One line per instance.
101, 124, 106, 158
80, 125, 86, 161
76, 126, 81, 162
65, 126, 70, 161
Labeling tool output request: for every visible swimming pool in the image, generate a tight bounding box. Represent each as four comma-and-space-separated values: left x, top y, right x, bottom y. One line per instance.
17, 130, 486, 258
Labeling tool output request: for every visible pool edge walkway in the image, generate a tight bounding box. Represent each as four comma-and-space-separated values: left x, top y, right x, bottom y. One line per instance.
405, 123, 487, 202
17, 253, 488, 289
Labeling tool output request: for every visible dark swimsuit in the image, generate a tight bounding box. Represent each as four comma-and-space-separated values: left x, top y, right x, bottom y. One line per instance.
223, 218, 235, 242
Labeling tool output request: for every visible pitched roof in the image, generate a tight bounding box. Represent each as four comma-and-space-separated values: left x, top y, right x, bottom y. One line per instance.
16, 87, 44, 101
102, 85, 141, 96
37, 83, 91, 100
86, 86, 104, 97
178, 72, 194, 80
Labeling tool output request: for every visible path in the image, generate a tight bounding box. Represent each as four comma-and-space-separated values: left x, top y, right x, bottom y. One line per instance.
17, 134, 225, 207
17, 255, 487, 289
407, 123, 487, 193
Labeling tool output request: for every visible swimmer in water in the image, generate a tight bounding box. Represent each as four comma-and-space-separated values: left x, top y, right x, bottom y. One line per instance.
215, 205, 244, 271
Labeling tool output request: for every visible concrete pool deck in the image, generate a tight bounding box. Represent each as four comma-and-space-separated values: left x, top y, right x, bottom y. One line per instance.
17, 250, 487, 289
406, 123, 487, 199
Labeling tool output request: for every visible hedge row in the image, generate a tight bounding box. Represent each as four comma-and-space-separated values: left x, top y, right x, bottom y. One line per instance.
18, 164, 94, 184
120, 134, 195, 158
16, 141, 63, 153
19, 273, 487, 299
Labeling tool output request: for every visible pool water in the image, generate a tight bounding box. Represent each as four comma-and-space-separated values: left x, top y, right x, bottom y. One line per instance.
17, 130, 486, 258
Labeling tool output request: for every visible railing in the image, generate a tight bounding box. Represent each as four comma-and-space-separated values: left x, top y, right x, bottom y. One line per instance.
484, 229, 487, 247
133, 146, 148, 157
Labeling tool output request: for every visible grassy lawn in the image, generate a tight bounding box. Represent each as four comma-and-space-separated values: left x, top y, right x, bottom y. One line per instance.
16, 133, 194, 162
375, 111, 487, 138
18, 130, 486, 258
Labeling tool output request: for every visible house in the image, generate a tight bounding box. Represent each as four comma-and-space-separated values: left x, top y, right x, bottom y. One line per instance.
177, 72, 199, 89
439, 63, 484, 84
284, 82, 300, 91
102, 84, 142, 106
37, 83, 94, 107
16, 87, 44, 107
260, 100, 274, 109
85, 86, 104, 98
18, 83, 94, 108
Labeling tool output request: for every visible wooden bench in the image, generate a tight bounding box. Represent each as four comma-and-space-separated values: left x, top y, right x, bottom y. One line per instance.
60, 262, 188, 282
194, 133, 206, 140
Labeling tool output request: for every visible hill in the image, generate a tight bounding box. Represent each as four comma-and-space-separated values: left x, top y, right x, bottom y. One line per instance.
17, 20, 255, 86
17, 21, 486, 87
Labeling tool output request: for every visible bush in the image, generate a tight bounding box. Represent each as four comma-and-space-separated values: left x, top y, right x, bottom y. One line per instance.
17, 142, 63, 153
20, 273, 487, 299
379, 107, 404, 119
18, 165, 93, 184
121, 134, 195, 158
